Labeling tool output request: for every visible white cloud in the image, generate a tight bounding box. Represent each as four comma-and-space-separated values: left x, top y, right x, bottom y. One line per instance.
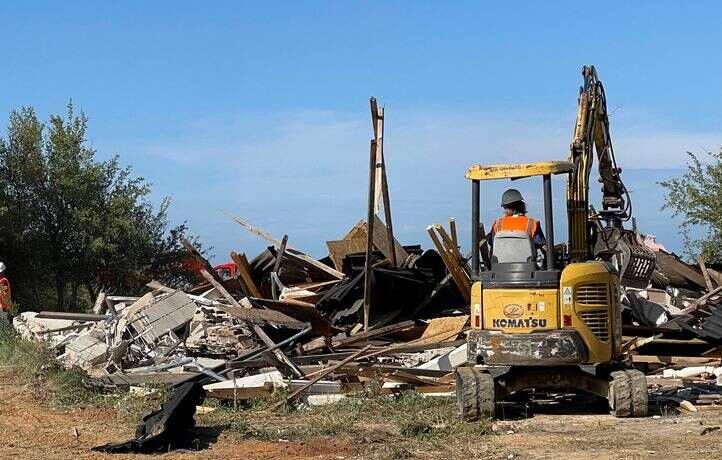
137, 107, 721, 171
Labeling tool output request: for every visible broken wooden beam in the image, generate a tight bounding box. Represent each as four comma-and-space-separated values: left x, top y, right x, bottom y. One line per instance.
273, 234, 289, 274
225, 212, 344, 279
199, 269, 304, 378
449, 218, 458, 251
363, 139, 377, 331
426, 225, 471, 302
698, 256, 717, 292
230, 251, 263, 298
273, 345, 371, 409
371, 97, 398, 268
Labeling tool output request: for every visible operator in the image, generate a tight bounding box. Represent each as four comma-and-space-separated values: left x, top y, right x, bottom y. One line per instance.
488, 189, 546, 255
0, 262, 11, 312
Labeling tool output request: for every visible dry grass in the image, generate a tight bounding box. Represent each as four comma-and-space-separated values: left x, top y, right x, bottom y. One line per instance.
0, 313, 107, 407
198, 390, 499, 458
0, 315, 500, 458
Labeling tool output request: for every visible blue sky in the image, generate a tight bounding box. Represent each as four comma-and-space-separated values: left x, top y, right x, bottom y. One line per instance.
1, 2, 720, 261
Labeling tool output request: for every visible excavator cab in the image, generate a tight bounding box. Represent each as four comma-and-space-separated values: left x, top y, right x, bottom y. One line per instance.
456, 161, 649, 421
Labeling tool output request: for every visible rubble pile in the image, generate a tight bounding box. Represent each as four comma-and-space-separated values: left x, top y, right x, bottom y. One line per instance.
620, 238, 722, 410
7, 97, 722, 453
13, 217, 470, 397
11, 222, 722, 453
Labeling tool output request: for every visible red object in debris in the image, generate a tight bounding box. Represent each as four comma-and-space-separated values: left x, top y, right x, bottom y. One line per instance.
185, 257, 237, 281
563, 314, 572, 327
214, 263, 237, 281
0, 276, 11, 311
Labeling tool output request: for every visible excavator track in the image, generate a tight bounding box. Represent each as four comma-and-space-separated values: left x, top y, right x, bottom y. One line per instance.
608, 369, 648, 417
456, 366, 495, 421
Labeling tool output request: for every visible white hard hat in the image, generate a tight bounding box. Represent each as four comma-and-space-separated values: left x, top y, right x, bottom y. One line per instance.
0, 262, 5, 273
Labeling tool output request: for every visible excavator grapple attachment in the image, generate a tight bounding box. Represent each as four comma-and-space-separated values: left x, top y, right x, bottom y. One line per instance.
593, 228, 655, 288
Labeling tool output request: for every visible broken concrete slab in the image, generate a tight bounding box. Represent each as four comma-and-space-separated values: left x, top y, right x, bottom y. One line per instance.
126, 291, 198, 344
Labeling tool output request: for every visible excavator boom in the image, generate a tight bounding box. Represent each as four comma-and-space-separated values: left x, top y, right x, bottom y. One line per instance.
566, 66, 656, 287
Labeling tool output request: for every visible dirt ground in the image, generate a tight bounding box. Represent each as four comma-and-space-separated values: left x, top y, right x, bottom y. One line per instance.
1, 367, 721, 459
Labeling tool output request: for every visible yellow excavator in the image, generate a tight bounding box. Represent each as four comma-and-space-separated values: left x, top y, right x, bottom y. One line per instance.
456, 66, 655, 420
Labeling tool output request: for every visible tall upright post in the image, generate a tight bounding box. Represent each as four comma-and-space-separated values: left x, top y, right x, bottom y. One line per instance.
471, 179, 480, 276
543, 174, 556, 270
363, 140, 378, 331
371, 97, 398, 267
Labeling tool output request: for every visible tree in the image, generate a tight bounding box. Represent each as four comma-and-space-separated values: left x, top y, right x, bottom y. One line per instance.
661, 149, 722, 263
0, 102, 202, 311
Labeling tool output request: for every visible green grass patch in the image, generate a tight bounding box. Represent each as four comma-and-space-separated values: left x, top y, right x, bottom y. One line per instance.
0, 313, 108, 407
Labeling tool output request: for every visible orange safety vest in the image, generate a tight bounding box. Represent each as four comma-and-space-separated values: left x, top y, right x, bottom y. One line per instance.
492, 215, 540, 237
0, 277, 11, 311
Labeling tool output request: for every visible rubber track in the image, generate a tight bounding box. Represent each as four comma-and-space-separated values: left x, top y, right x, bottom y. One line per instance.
456, 367, 495, 421
609, 370, 632, 417
626, 369, 649, 417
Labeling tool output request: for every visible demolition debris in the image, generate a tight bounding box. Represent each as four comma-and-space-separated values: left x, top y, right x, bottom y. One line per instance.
9, 98, 722, 453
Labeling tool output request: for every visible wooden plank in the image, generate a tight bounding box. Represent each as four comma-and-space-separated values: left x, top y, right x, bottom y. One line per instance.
273, 234, 289, 274
199, 269, 304, 378
273, 345, 371, 409
371, 97, 398, 268
146, 279, 176, 294
225, 212, 344, 279
379, 165, 397, 267
449, 218, 458, 251
105, 371, 200, 386
92, 291, 107, 315
36, 311, 109, 321
215, 304, 307, 329
416, 315, 469, 346
334, 320, 416, 348
371, 339, 466, 355
228, 339, 465, 368
251, 297, 335, 337
436, 224, 470, 276
363, 139, 377, 331
698, 257, 716, 291
333, 363, 450, 379
326, 239, 366, 271
426, 225, 471, 302
631, 355, 722, 366
655, 250, 708, 290
623, 334, 662, 353
230, 251, 263, 298
372, 215, 408, 264
678, 286, 722, 315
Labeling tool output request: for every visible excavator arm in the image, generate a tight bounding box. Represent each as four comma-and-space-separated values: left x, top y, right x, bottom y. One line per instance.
567, 66, 656, 287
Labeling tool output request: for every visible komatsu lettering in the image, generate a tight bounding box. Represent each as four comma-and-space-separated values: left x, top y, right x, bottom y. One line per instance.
491, 318, 547, 328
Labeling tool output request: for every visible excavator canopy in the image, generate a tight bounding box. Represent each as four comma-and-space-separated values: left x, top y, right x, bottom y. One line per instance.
465, 161, 573, 181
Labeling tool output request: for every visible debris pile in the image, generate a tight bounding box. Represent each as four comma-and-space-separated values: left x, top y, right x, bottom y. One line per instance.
13, 215, 471, 393
8, 96, 722, 453
623, 240, 722, 410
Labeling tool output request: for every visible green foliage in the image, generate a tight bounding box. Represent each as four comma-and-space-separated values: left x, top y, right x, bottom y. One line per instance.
0, 102, 203, 311
661, 149, 722, 263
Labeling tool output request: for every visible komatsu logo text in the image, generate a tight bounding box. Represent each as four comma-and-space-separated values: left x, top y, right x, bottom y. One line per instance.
503, 304, 523, 318
492, 318, 547, 328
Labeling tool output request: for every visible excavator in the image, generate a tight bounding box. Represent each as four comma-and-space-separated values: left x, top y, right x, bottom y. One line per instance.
456, 66, 656, 420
